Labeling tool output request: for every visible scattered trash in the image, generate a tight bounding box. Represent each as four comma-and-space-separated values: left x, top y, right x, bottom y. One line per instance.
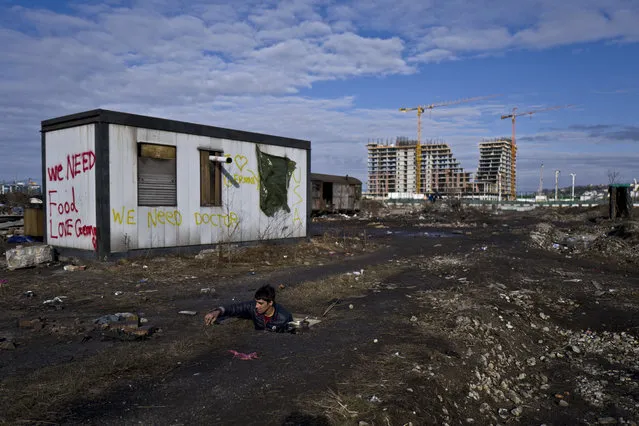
114, 291, 124, 296
539, 312, 550, 320
142, 265, 148, 269
0, 279, 7, 286
510, 407, 523, 416
139, 278, 149, 283
289, 314, 321, 330
178, 311, 197, 316
278, 284, 286, 290
94, 312, 139, 327
0, 340, 16, 350
19, 318, 44, 330
22, 290, 35, 298
369, 395, 382, 403
322, 299, 340, 317
43, 296, 65, 309
64, 265, 87, 271
94, 312, 155, 341
373, 339, 378, 343
200, 287, 214, 294
349, 304, 354, 310
410, 316, 418, 322
564, 278, 582, 283
228, 350, 258, 360
7, 235, 34, 243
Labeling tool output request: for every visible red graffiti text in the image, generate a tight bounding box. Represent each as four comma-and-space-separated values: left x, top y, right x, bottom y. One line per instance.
47, 187, 97, 250
47, 150, 95, 181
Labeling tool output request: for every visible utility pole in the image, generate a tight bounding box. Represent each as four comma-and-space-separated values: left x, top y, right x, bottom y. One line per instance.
555, 170, 560, 201
538, 163, 544, 196
498, 172, 502, 203
570, 173, 576, 200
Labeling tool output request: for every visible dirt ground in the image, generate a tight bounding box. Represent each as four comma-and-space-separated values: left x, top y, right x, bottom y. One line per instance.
1, 204, 638, 425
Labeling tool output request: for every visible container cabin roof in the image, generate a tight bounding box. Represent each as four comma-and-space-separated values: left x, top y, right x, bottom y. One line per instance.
41, 109, 310, 150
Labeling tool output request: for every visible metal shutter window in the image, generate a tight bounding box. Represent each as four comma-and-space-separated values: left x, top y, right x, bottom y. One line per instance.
138, 143, 177, 207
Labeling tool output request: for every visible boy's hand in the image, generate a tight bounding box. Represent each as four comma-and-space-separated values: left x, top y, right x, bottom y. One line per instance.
204, 309, 221, 326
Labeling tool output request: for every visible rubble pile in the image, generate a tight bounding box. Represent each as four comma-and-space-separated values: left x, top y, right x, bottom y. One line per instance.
530, 220, 639, 263
564, 330, 639, 411
412, 284, 639, 424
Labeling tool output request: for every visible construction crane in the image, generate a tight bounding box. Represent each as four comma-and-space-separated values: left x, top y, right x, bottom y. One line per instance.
400, 95, 498, 194
500, 105, 572, 200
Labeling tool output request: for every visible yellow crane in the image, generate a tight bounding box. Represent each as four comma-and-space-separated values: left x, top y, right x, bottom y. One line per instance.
500, 105, 572, 200
400, 95, 499, 194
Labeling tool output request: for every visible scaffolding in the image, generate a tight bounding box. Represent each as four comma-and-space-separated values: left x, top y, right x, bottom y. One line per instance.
475, 138, 515, 199
367, 138, 471, 197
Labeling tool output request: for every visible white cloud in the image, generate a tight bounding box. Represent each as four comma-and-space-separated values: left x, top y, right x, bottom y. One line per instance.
409, 48, 457, 64
0, 0, 638, 191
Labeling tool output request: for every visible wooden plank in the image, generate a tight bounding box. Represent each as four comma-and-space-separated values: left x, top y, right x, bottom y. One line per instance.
140, 143, 176, 159
200, 150, 210, 205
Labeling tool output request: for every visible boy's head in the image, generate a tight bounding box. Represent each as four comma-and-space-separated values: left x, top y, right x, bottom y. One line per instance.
254, 285, 276, 315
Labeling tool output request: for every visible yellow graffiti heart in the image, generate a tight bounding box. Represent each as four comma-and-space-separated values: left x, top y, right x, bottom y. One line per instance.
234, 155, 248, 172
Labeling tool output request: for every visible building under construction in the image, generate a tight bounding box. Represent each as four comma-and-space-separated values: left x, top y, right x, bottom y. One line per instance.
366, 138, 471, 197
474, 138, 516, 199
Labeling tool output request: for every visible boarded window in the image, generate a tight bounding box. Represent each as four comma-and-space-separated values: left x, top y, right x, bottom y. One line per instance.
256, 146, 296, 217
200, 150, 223, 206
138, 143, 177, 207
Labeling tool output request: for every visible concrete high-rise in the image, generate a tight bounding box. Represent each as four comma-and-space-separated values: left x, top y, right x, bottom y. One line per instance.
475, 138, 515, 199
366, 138, 471, 197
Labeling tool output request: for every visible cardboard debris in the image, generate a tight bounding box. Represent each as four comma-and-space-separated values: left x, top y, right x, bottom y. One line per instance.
64, 265, 87, 271
289, 314, 322, 329
94, 312, 155, 341
19, 318, 44, 330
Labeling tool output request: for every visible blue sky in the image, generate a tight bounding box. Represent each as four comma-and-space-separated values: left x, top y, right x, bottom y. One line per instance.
0, 0, 638, 192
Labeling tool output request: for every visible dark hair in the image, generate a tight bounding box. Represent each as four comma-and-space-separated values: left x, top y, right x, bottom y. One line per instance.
254, 284, 276, 303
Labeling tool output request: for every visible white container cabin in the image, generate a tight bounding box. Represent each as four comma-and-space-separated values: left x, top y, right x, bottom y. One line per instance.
41, 109, 310, 259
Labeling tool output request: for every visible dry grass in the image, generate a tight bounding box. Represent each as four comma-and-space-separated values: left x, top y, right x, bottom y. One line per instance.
279, 265, 403, 316
0, 334, 215, 424
312, 389, 364, 423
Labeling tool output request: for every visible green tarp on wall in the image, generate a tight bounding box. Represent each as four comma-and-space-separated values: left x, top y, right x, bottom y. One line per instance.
256, 146, 297, 217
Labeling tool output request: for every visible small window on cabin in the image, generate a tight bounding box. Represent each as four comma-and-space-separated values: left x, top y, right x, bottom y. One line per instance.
137, 143, 177, 207
200, 150, 223, 207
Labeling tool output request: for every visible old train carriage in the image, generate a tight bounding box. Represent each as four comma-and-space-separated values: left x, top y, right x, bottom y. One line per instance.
310, 173, 361, 214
